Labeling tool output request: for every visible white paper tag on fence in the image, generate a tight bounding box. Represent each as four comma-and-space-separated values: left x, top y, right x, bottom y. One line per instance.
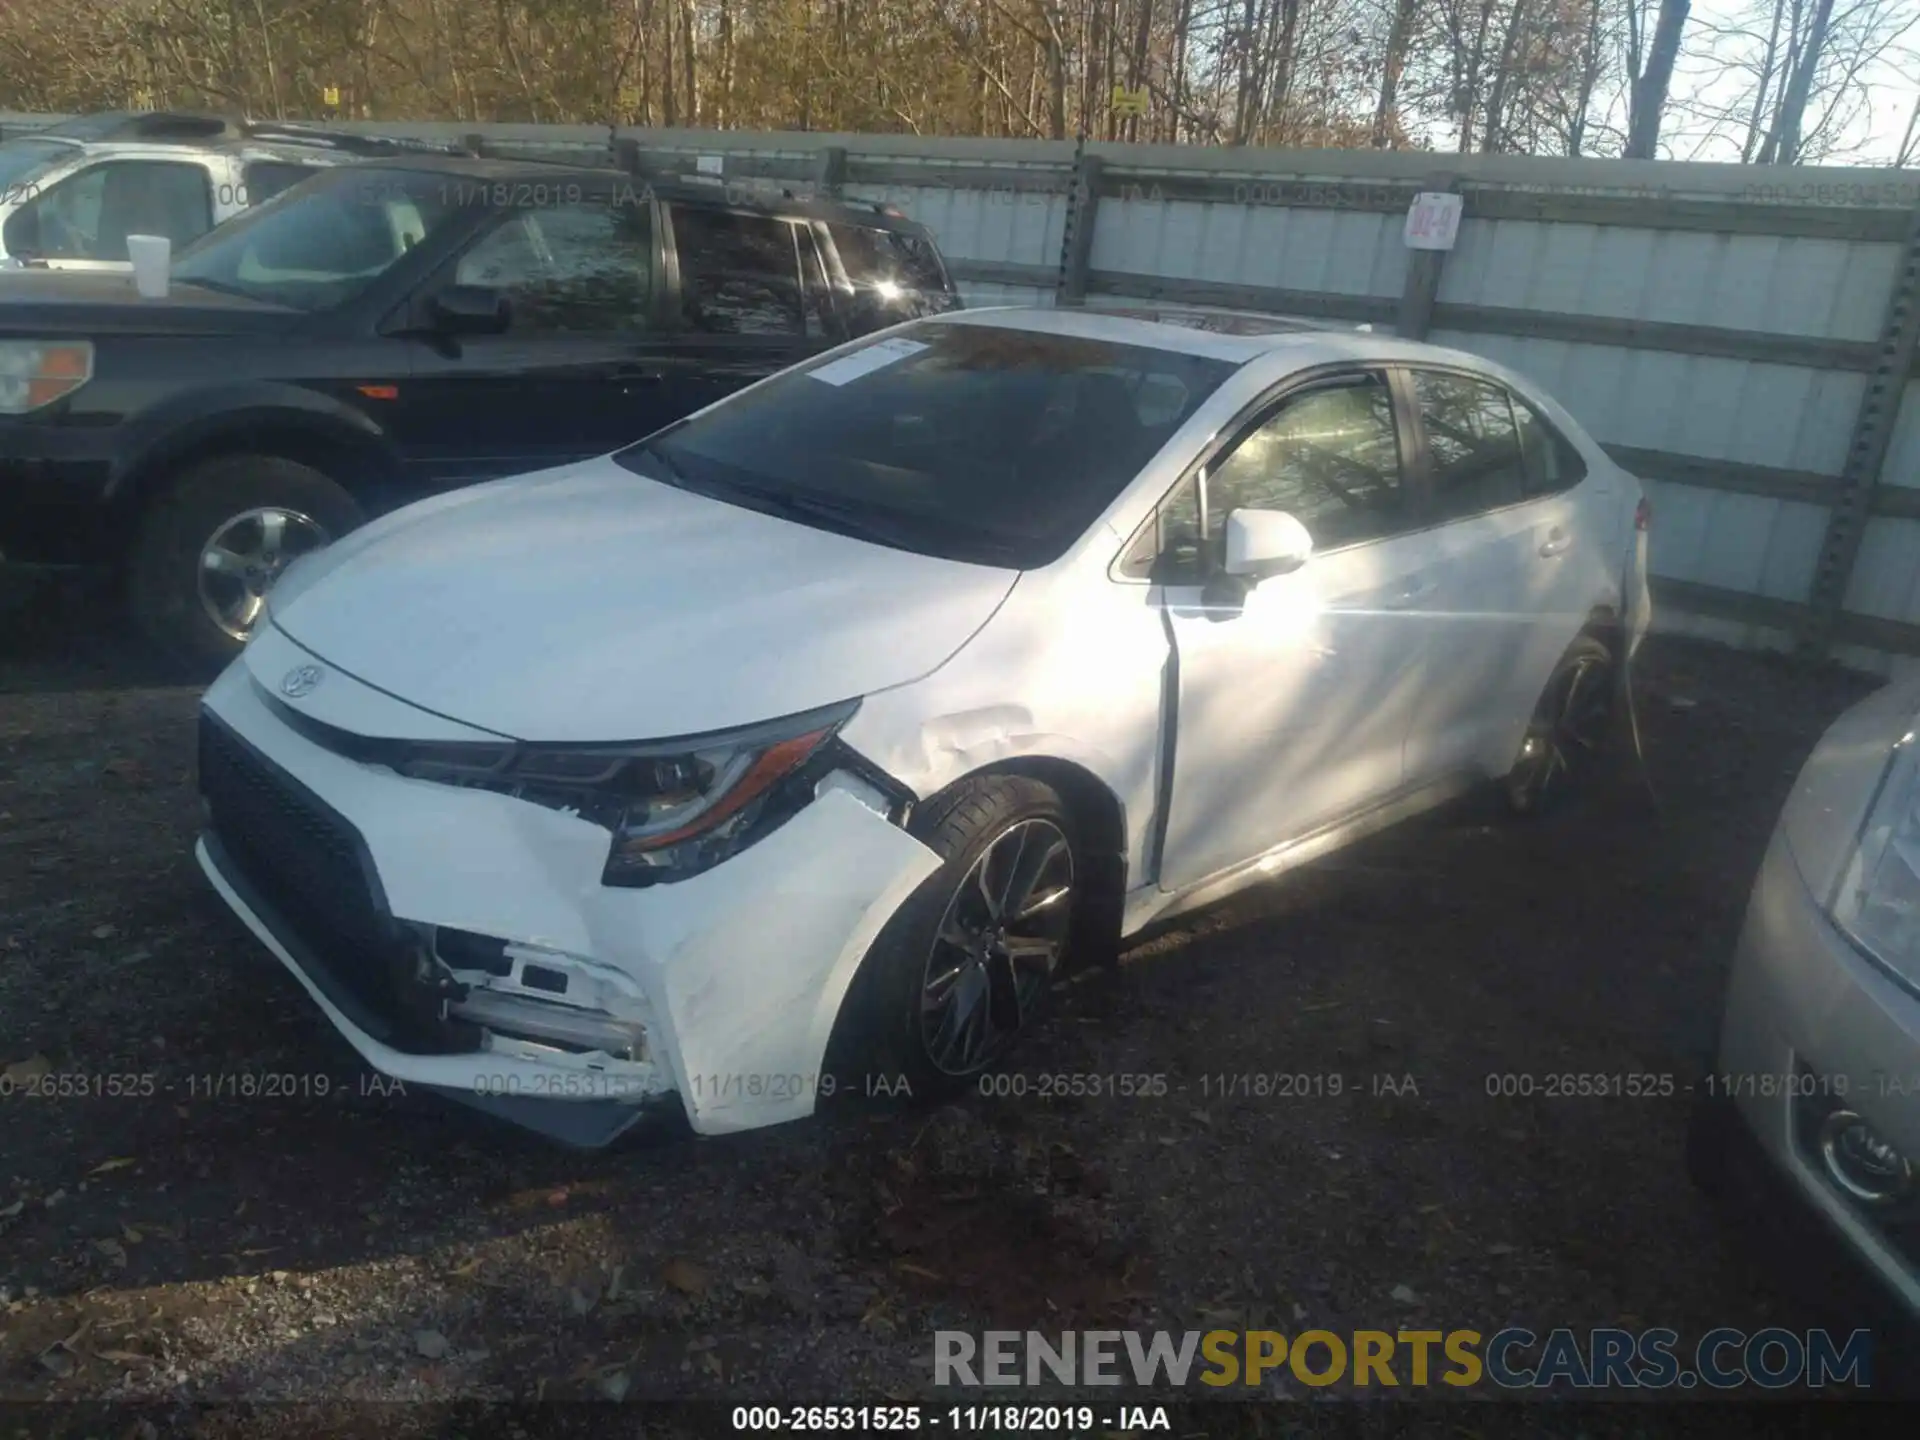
695, 154, 724, 175
1404, 191, 1463, 250
806, 336, 929, 387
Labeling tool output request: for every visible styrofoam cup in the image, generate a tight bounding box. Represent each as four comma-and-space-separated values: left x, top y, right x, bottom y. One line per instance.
126, 234, 171, 298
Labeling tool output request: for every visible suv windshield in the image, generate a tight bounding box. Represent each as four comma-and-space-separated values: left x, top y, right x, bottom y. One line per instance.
172, 166, 461, 310
0, 139, 74, 194
614, 321, 1236, 567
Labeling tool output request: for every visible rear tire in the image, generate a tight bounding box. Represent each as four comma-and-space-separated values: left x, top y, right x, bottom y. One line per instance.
824, 774, 1082, 1107
1504, 633, 1617, 816
127, 455, 362, 675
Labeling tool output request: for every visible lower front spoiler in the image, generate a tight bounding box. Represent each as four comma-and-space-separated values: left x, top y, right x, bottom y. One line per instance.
196, 831, 671, 1149
425, 1083, 680, 1150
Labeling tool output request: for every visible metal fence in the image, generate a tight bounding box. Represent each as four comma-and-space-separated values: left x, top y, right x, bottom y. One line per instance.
6, 113, 1917, 674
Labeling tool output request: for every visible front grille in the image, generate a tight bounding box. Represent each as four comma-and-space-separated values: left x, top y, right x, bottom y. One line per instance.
199, 710, 402, 1020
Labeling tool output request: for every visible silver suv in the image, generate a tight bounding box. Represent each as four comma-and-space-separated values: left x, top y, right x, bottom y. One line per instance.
0, 111, 459, 273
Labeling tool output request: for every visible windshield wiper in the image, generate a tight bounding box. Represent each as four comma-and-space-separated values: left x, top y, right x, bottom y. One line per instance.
710, 484, 933, 551
172, 276, 250, 299
625, 441, 1019, 564
630, 439, 693, 490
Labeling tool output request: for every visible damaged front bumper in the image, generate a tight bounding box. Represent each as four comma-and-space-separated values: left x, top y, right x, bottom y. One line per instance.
193, 634, 942, 1147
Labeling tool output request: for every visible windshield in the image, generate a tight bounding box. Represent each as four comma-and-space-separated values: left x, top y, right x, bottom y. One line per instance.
171, 167, 461, 310
0, 139, 73, 196
613, 322, 1236, 568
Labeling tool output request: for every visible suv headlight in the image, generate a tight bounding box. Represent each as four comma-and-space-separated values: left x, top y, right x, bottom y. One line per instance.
1830, 725, 1920, 988
389, 700, 859, 886
0, 340, 92, 413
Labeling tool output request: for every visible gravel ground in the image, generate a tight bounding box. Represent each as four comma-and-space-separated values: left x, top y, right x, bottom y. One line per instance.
0, 585, 1911, 1425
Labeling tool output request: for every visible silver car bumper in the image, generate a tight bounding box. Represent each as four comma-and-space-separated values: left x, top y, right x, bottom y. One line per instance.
1710, 824, 1920, 1319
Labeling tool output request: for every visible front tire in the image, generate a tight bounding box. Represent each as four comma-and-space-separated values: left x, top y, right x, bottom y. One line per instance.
826, 774, 1081, 1104
127, 455, 362, 674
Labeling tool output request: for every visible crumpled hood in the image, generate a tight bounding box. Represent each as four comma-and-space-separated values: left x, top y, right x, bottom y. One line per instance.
264, 457, 1019, 742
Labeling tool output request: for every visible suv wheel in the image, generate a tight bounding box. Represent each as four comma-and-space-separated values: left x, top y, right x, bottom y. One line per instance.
825, 774, 1080, 1103
128, 455, 362, 674
1505, 633, 1617, 816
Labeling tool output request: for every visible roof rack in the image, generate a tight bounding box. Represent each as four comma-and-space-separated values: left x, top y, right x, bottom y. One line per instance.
239, 122, 466, 157
27, 110, 469, 156
38, 111, 241, 143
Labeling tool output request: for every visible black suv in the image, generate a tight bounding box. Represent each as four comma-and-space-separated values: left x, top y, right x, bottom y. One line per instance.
0, 154, 959, 667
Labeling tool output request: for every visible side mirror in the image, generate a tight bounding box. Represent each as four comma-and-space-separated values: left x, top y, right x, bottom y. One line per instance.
1224, 508, 1314, 580
430, 284, 510, 335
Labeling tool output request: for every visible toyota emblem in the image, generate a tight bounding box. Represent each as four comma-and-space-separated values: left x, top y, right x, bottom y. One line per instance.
280, 664, 324, 699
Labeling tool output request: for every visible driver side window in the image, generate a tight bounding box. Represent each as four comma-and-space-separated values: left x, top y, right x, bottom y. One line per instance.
1204, 371, 1408, 556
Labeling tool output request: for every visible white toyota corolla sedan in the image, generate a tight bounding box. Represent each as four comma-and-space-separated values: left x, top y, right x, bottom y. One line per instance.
194, 304, 1651, 1146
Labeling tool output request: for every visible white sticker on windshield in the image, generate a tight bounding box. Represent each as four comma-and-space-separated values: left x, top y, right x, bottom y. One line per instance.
806, 336, 930, 387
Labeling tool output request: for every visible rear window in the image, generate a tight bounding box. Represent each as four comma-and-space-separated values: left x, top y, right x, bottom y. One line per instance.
613, 321, 1235, 568
829, 222, 953, 298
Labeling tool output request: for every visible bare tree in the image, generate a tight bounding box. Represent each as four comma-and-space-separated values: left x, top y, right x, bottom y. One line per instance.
1624, 0, 1687, 156
1756, 0, 1832, 160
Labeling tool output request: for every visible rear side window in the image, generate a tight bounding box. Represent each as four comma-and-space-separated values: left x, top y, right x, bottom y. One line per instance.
242, 161, 324, 206
1411, 370, 1526, 522
670, 206, 804, 336
830, 222, 949, 292
1513, 394, 1588, 495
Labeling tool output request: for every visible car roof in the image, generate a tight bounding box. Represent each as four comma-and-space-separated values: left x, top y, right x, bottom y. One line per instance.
336, 154, 940, 232
13, 114, 466, 160
925, 304, 1511, 377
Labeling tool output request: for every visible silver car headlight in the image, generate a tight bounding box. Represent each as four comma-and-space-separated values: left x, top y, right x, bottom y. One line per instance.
1829, 725, 1920, 988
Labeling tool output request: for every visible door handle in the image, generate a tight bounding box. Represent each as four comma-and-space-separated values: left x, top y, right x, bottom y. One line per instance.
612, 366, 664, 384
1539, 528, 1571, 558
1383, 580, 1437, 610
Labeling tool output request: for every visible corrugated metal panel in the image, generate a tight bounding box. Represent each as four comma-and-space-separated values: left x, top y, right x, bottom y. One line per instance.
955, 283, 1055, 309
1831, 644, 1918, 682
1442, 220, 1895, 340
1090, 198, 1405, 299
845, 181, 1064, 286
1883, 378, 1920, 490
1660, 607, 1795, 656
1843, 516, 1920, 624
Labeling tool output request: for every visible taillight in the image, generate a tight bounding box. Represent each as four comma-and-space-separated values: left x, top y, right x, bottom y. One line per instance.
1635, 498, 1651, 533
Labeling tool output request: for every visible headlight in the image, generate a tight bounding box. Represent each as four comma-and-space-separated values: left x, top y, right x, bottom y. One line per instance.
1830, 726, 1920, 988
0, 340, 92, 413
389, 700, 859, 885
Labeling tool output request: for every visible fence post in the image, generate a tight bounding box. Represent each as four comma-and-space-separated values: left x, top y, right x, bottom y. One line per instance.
813, 146, 848, 199
613, 138, 643, 176
462, 132, 486, 158
1796, 204, 1920, 662
1395, 171, 1459, 341
1055, 142, 1103, 307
